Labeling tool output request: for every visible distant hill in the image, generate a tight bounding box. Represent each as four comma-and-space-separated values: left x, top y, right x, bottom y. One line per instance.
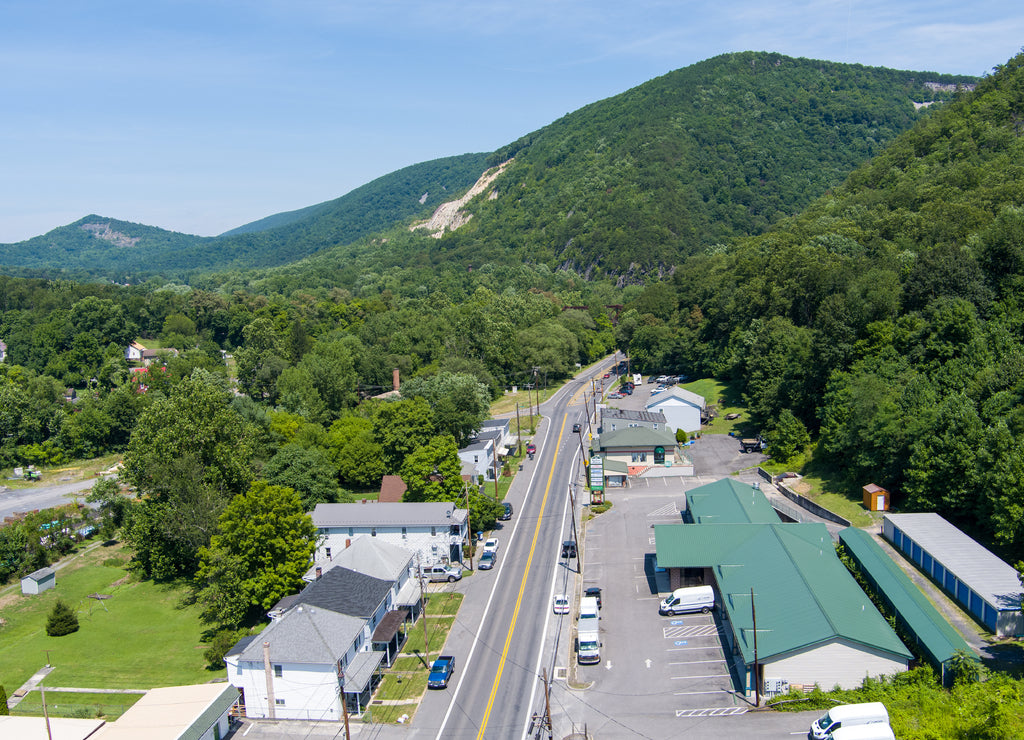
0, 153, 490, 281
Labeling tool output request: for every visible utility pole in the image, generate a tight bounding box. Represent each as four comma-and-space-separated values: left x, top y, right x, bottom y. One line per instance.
568, 484, 581, 574
418, 554, 429, 657
751, 587, 760, 707
263, 641, 276, 719
541, 669, 553, 739
464, 482, 473, 571
515, 403, 523, 456
40, 674, 53, 740
336, 662, 351, 739
532, 367, 541, 419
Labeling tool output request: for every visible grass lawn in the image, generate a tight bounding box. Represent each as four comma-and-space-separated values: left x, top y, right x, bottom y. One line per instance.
11, 691, 144, 720
0, 543, 213, 694
1, 453, 121, 491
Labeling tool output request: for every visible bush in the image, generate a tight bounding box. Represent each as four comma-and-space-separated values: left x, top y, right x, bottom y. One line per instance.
204, 628, 245, 670
0, 684, 8, 715
46, 598, 80, 637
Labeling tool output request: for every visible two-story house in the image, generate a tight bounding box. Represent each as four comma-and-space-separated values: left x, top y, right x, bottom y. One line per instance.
312, 501, 468, 568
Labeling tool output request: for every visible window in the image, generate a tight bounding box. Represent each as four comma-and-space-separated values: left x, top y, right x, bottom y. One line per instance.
275, 699, 285, 706
401, 527, 407, 539
273, 665, 283, 678
631, 452, 647, 463
325, 547, 332, 560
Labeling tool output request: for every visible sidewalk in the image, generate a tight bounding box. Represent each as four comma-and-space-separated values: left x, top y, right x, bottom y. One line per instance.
6, 664, 54, 709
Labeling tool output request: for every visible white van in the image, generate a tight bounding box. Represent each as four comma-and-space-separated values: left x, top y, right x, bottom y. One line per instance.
632, 373, 642, 385
809, 702, 890, 740
824, 724, 895, 740
579, 596, 599, 619
659, 585, 714, 615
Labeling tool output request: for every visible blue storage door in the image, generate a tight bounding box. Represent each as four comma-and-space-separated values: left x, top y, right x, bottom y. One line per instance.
912, 541, 922, 565
922, 551, 933, 574
983, 602, 997, 631
944, 570, 956, 593
969, 590, 983, 618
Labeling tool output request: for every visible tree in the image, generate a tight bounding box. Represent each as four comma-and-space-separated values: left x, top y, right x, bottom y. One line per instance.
86, 477, 131, 541
400, 371, 491, 446
46, 598, 80, 636
121, 370, 256, 578
0, 683, 8, 715
371, 398, 435, 473
261, 443, 344, 510
0, 525, 29, 582
400, 435, 464, 503
195, 481, 318, 629
324, 416, 386, 488
765, 409, 810, 465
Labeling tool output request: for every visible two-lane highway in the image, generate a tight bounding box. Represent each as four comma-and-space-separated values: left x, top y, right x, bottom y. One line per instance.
427, 361, 610, 740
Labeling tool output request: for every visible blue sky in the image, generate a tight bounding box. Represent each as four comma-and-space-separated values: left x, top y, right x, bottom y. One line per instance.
1, 1, 1021, 243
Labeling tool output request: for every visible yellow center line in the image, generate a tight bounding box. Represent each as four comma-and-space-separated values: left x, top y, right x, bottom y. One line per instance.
476, 413, 568, 739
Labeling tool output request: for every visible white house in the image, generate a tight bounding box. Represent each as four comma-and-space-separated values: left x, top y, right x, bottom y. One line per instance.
312, 501, 469, 568
21, 567, 55, 595
0, 340, 7, 363
479, 417, 516, 451
458, 436, 496, 481
226, 605, 374, 720
303, 536, 421, 619
645, 386, 705, 433
124, 341, 146, 363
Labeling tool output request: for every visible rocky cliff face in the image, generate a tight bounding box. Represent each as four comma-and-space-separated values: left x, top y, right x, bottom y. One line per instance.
410, 159, 512, 238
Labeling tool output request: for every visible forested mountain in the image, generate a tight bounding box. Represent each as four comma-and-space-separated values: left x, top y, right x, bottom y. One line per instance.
0, 153, 490, 281
238, 51, 972, 294
621, 51, 1024, 562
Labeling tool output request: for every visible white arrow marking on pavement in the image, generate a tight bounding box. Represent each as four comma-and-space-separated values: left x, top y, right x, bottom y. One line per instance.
645, 658, 652, 668
605, 660, 612, 670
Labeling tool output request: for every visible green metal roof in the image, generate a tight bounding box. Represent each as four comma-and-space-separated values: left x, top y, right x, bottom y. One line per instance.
655, 522, 913, 664
179, 685, 239, 740
686, 478, 780, 524
595, 425, 676, 450
839, 527, 976, 668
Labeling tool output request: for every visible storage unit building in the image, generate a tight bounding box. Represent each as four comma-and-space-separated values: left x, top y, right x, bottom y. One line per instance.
883, 513, 1023, 637
21, 567, 55, 595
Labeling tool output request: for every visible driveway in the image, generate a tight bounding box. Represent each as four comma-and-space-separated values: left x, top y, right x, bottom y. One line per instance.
0, 477, 100, 521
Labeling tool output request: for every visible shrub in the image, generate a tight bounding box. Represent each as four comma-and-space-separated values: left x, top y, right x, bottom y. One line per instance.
204, 628, 245, 670
0, 684, 8, 715
46, 598, 80, 637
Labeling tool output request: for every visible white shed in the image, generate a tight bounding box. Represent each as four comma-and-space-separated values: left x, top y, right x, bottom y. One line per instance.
21, 567, 56, 595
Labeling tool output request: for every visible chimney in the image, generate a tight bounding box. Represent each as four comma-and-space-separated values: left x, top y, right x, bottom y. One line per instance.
315, 566, 322, 580
393, 368, 400, 392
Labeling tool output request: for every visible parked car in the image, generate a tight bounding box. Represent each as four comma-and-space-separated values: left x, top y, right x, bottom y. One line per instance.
427, 655, 456, 689
483, 537, 499, 554
421, 564, 462, 583
650, 387, 665, 396
584, 586, 602, 609
499, 501, 513, 520
552, 594, 570, 614
608, 392, 622, 399
478, 551, 497, 570
526, 442, 536, 455
561, 540, 577, 559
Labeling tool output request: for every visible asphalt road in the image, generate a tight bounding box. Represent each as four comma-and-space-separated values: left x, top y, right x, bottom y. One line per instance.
0, 476, 99, 521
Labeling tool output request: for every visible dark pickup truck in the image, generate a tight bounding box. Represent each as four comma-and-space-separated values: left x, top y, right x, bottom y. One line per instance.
427, 655, 455, 689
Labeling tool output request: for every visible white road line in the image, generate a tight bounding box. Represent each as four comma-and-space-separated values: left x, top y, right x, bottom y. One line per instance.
671, 674, 733, 680
668, 659, 728, 665
674, 689, 732, 696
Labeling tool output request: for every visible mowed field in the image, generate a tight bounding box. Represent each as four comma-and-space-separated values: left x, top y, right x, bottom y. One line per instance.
0, 542, 213, 695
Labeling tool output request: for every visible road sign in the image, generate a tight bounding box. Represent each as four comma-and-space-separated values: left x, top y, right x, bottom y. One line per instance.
589, 455, 604, 491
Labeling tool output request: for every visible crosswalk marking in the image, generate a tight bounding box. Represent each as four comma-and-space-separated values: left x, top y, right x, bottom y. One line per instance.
676, 707, 748, 717
663, 624, 722, 638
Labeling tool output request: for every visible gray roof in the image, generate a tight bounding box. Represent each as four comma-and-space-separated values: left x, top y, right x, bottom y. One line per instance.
297, 566, 392, 618
234, 606, 364, 664
885, 513, 1023, 611
313, 501, 468, 527
25, 567, 55, 581
646, 386, 706, 409
344, 650, 386, 693
602, 408, 667, 425
304, 536, 414, 582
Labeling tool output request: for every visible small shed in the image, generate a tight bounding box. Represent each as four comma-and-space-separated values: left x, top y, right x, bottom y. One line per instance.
22, 567, 56, 595
863, 483, 890, 512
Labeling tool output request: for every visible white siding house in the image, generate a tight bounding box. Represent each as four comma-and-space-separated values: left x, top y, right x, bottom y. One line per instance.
312, 502, 469, 568
645, 387, 705, 433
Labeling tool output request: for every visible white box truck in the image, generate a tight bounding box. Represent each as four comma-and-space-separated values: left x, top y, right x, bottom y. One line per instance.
659, 585, 714, 615
577, 595, 601, 664
809, 702, 890, 740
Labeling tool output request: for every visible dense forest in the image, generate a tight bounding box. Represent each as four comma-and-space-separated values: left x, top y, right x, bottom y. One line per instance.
1, 50, 1023, 638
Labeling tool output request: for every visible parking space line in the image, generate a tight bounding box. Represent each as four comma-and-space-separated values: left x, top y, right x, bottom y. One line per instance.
669, 659, 727, 665
670, 674, 732, 680
674, 689, 731, 696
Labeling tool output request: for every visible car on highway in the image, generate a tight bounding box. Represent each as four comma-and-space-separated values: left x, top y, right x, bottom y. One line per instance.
483, 537, 499, 554
499, 501, 513, 520
572, 423, 581, 433
552, 594, 570, 614
427, 655, 456, 689
478, 551, 497, 570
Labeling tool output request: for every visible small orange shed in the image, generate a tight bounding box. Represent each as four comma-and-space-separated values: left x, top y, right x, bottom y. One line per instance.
863, 483, 890, 512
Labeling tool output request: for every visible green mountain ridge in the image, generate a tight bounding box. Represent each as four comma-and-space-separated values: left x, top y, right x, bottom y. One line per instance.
0, 153, 490, 281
